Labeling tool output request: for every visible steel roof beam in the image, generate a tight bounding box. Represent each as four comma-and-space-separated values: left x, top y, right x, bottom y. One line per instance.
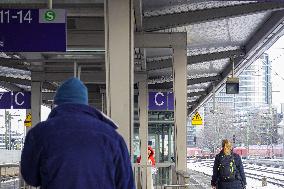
0, 76, 30, 86
148, 75, 221, 89
135, 32, 187, 48
187, 91, 206, 98
189, 75, 221, 85
189, 49, 244, 65
188, 10, 284, 115
147, 58, 172, 71
31, 71, 147, 84
42, 92, 101, 101
0, 76, 57, 91
0, 81, 25, 91
68, 31, 187, 49
187, 101, 196, 107
1, 48, 243, 72
147, 49, 244, 71
0, 58, 29, 70
144, 2, 284, 31
133, 0, 143, 31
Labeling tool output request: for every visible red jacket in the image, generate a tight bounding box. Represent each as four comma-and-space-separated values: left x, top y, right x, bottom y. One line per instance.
137, 146, 156, 166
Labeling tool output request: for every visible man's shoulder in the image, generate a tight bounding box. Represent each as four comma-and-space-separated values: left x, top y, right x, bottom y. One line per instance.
49, 113, 121, 138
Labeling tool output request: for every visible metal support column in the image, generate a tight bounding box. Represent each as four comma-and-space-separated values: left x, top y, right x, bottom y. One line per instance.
48, 0, 52, 9
21, 79, 41, 189
104, 0, 134, 152
173, 38, 187, 171
138, 80, 148, 189
168, 125, 172, 162
155, 131, 160, 163
31, 81, 42, 127
101, 92, 106, 114
162, 125, 165, 162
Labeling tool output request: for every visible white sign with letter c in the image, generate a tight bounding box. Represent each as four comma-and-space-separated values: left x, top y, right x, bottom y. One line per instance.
15, 92, 25, 106
154, 92, 165, 106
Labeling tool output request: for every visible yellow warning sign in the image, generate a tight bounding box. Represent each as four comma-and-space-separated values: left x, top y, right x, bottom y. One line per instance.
24, 113, 32, 127
192, 112, 202, 125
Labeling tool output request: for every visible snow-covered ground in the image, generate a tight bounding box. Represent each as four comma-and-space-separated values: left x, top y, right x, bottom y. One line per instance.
0, 150, 21, 164
187, 159, 284, 189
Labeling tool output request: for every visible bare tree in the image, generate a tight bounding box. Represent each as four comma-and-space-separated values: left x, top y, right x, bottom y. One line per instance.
197, 106, 235, 152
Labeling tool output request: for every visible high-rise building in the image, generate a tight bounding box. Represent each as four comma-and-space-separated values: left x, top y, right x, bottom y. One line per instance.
236, 53, 271, 110
187, 53, 271, 147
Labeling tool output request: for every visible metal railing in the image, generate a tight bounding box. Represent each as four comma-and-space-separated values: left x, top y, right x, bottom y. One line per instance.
0, 163, 39, 189
2, 162, 191, 189
163, 170, 191, 189
134, 163, 199, 189
0, 163, 19, 189
134, 162, 175, 189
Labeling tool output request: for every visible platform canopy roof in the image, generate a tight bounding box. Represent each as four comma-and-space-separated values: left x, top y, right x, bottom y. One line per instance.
0, 0, 284, 115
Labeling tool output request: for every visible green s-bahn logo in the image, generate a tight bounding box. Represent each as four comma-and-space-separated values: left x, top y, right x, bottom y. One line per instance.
44, 10, 56, 21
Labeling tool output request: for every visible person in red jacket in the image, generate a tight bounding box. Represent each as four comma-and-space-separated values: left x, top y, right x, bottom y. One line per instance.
137, 146, 156, 189
137, 146, 156, 166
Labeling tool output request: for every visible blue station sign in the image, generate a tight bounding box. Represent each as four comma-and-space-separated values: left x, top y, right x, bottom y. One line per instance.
148, 92, 174, 111
0, 92, 31, 109
0, 9, 66, 52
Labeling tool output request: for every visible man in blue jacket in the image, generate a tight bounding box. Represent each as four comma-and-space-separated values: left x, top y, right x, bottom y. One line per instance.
211, 139, 246, 189
21, 77, 135, 189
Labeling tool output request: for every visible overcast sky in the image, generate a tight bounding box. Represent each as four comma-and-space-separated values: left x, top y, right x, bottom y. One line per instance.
266, 35, 284, 113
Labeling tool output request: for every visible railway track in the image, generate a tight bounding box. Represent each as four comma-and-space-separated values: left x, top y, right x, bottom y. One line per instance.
190, 160, 284, 188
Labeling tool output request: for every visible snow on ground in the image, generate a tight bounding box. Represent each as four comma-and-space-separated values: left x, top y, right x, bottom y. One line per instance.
187, 160, 284, 189
0, 150, 21, 163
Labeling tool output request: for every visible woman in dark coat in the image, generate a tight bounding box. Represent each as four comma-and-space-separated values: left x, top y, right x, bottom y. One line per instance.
211, 139, 246, 189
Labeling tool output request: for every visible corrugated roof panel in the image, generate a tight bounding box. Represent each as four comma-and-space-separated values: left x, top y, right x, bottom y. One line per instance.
188, 46, 239, 56
187, 96, 200, 102
189, 73, 218, 79
148, 67, 172, 77
228, 12, 270, 43
188, 59, 229, 76
188, 88, 206, 93
0, 52, 11, 58
148, 75, 172, 84
0, 66, 31, 80
15, 84, 31, 90
144, 0, 255, 17
163, 12, 269, 50
188, 82, 211, 90
146, 48, 172, 58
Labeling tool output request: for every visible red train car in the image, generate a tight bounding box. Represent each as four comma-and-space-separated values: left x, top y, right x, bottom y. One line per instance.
233, 147, 248, 158
187, 147, 202, 158
248, 145, 283, 158
233, 145, 284, 158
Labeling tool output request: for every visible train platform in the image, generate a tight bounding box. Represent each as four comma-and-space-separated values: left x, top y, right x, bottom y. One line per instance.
186, 170, 211, 189
187, 159, 284, 189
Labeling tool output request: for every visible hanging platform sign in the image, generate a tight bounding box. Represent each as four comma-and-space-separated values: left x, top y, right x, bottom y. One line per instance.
0, 9, 66, 52
0, 92, 31, 109
192, 112, 203, 125
148, 92, 174, 111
